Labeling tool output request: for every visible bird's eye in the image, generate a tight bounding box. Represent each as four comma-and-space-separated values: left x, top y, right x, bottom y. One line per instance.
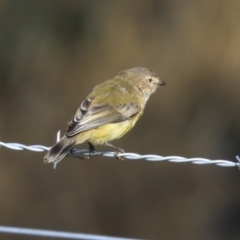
148, 78, 152, 83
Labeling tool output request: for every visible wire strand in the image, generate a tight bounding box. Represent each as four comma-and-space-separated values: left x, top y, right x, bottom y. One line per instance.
0, 131, 239, 168
0, 134, 239, 239
0, 226, 139, 240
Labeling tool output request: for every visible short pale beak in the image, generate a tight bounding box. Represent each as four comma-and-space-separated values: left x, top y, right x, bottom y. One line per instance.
158, 79, 166, 86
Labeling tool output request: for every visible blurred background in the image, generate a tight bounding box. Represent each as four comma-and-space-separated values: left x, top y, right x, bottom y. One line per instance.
0, 0, 240, 239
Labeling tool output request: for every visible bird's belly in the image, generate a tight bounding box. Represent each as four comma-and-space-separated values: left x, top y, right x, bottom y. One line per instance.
88, 119, 136, 145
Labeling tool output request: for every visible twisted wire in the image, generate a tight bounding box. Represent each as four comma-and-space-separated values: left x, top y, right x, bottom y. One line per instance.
0, 225, 139, 240
0, 131, 239, 168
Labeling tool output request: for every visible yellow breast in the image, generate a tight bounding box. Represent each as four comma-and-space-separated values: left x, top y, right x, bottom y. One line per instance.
74, 113, 140, 145
89, 116, 138, 145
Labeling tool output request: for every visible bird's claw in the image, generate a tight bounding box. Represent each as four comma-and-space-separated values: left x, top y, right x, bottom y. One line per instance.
114, 151, 125, 161
85, 151, 94, 159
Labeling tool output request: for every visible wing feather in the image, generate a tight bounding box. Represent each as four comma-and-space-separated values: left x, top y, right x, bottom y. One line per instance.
66, 100, 140, 137
66, 80, 142, 137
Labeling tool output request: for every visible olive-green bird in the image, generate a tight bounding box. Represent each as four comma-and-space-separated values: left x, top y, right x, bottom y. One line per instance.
44, 67, 165, 164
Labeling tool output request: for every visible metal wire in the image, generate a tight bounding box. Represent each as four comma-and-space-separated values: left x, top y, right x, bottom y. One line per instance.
0, 136, 239, 239
0, 131, 239, 168
0, 226, 139, 240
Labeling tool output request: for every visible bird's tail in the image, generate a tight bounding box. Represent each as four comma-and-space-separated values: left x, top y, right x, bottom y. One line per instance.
44, 136, 75, 164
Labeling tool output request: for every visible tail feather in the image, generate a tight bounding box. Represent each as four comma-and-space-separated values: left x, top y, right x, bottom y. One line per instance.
44, 136, 75, 164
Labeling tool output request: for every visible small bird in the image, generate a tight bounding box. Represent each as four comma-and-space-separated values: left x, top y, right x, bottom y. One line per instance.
44, 67, 165, 164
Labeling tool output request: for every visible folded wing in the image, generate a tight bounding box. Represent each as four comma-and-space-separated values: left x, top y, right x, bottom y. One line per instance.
66, 98, 140, 137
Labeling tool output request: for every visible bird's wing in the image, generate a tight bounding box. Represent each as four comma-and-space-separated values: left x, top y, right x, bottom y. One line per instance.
66, 97, 140, 137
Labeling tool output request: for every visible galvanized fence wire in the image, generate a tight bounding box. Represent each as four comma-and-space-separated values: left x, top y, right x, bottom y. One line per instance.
0, 226, 139, 240
0, 131, 239, 168
0, 135, 239, 239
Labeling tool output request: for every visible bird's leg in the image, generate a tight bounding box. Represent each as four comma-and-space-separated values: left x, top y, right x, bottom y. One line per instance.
86, 142, 96, 159
104, 142, 125, 161
104, 142, 125, 152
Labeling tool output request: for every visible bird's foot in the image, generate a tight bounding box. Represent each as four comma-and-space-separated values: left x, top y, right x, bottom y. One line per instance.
114, 148, 125, 161
85, 151, 94, 159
